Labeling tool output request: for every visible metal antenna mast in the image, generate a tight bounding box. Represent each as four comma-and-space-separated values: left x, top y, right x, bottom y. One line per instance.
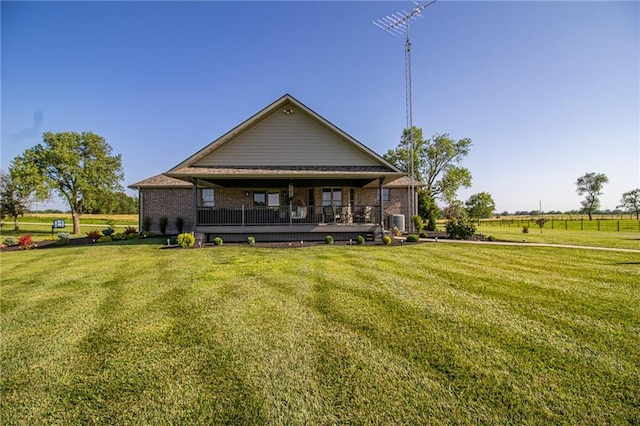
374, 0, 437, 230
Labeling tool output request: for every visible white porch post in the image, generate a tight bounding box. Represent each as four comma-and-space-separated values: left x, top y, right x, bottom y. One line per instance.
192, 178, 198, 232
379, 176, 385, 229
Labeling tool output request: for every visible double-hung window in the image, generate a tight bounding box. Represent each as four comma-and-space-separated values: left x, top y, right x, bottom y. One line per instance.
201, 188, 214, 207
322, 188, 342, 206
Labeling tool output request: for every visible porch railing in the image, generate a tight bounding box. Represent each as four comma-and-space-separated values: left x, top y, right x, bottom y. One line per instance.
197, 205, 380, 226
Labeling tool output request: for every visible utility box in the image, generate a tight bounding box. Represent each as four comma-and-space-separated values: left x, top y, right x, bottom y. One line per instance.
391, 214, 405, 232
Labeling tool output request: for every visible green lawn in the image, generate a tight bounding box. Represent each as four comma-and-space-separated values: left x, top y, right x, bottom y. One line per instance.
475, 225, 640, 250
1, 243, 638, 424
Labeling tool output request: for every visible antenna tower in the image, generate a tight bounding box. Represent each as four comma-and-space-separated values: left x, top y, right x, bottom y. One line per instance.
374, 0, 437, 230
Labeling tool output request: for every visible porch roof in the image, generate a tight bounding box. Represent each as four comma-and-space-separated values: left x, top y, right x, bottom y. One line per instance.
166, 165, 404, 187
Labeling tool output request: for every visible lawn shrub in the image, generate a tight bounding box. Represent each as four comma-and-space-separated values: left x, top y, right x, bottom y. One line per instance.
142, 216, 152, 232
143, 231, 155, 238
159, 216, 169, 235
487, 235, 496, 241
3, 236, 18, 247
213, 236, 223, 246
356, 235, 365, 245
412, 215, 423, 233
57, 232, 70, 240
86, 230, 102, 240
127, 233, 139, 240
419, 231, 428, 238
175, 217, 184, 234
406, 234, 420, 243
248, 236, 256, 246
176, 233, 195, 248
382, 235, 392, 245
392, 226, 401, 237
124, 226, 138, 235
55, 237, 70, 246
522, 226, 529, 234
102, 228, 115, 236
18, 234, 34, 250
446, 218, 476, 240
112, 233, 128, 241
97, 236, 112, 243
325, 235, 334, 245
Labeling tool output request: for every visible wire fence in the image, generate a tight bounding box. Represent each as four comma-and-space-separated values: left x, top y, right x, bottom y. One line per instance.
479, 218, 640, 232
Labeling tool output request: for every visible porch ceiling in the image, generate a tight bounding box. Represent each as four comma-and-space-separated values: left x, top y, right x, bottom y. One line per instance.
166, 166, 405, 188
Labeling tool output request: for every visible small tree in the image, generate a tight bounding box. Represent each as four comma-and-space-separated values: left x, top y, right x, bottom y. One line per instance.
159, 216, 169, 235
618, 188, 640, 219
1, 159, 47, 230
575, 172, 608, 220
465, 192, 496, 223
535, 217, 549, 233
174, 217, 184, 234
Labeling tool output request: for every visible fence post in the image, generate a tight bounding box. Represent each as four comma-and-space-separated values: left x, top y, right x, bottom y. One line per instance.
581, 218, 584, 231
597, 220, 600, 231
565, 220, 568, 230
617, 220, 620, 232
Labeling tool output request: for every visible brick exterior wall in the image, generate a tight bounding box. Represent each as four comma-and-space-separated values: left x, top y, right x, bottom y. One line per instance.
141, 188, 193, 234
141, 184, 411, 233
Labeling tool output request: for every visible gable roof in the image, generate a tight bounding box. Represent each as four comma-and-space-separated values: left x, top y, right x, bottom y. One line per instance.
166, 94, 403, 182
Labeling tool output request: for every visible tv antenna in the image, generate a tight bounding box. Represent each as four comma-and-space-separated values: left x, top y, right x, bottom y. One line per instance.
374, 0, 437, 229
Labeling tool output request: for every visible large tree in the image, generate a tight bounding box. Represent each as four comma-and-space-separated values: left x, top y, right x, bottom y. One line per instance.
575, 172, 608, 220
384, 128, 472, 203
16, 131, 124, 234
465, 192, 496, 222
617, 188, 640, 219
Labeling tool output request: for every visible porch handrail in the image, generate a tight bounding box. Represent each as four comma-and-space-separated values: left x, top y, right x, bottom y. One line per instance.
197, 205, 379, 226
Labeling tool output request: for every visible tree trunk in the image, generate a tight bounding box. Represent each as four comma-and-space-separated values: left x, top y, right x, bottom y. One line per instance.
588, 211, 593, 221
72, 210, 81, 235
13, 216, 19, 231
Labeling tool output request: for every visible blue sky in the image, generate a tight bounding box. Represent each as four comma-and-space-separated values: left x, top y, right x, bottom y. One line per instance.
2, 0, 638, 213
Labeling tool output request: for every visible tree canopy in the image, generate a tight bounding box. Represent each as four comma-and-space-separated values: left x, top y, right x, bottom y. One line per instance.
384, 128, 472, 203
617, 188, 640, 219
575, 172, 608, 221
14, 131, 124, 234
465, 192, 496, 221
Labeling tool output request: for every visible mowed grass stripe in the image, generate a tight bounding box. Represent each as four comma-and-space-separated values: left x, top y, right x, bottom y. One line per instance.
1, 244, 639, 424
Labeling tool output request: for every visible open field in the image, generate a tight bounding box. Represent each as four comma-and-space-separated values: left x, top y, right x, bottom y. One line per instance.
475, 225, 640, 250
18, 213, 139, 225
1, 243, 638, 424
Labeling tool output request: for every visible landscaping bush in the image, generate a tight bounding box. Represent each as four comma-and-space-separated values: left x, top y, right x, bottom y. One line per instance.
175, 217, 184, 234
445, 218, 476, 240
57, 232, 71, 240
325, 235, 334, 245
86, 230, 102, 240
3, 236, 18, 247
102, 228, 115, 236
213, 236, 223, 246
112, 233, 128, 241
392, 226, 401, 237
127, 233, 139, 240
159, 216, 169, 235
248, 236, 256, 246
142, 216, 152, 232
124, 226, 138, 235
356, 235, 365, 245
143, 231, 155, 238
412, 215, 423, 233
382, 235, 392, 245
522, 226, 529, 234
97, 236, 112, 243
18, 234, 34, 250
177, 233, 195, 248
419, 231, 428, 239
487, 235, 496, 241
406, 234, 420, 243
55, 237, 70, 246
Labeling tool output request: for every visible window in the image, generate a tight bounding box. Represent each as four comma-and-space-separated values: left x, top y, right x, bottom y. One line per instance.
202, 188, 214, 207
254, 191, 280, 207
378, 188, 390, 202
267, 192, 280, 207
322, 188, 342, 206
253, 191, 266, 206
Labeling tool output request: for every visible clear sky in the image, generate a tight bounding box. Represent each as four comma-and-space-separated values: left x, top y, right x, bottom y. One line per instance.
2, 0, 638, 213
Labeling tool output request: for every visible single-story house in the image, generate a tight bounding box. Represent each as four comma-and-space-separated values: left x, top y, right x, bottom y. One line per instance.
129, 94, 416, 242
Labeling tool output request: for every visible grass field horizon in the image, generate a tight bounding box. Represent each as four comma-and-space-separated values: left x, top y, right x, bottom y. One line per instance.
2, 243, 638, 424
